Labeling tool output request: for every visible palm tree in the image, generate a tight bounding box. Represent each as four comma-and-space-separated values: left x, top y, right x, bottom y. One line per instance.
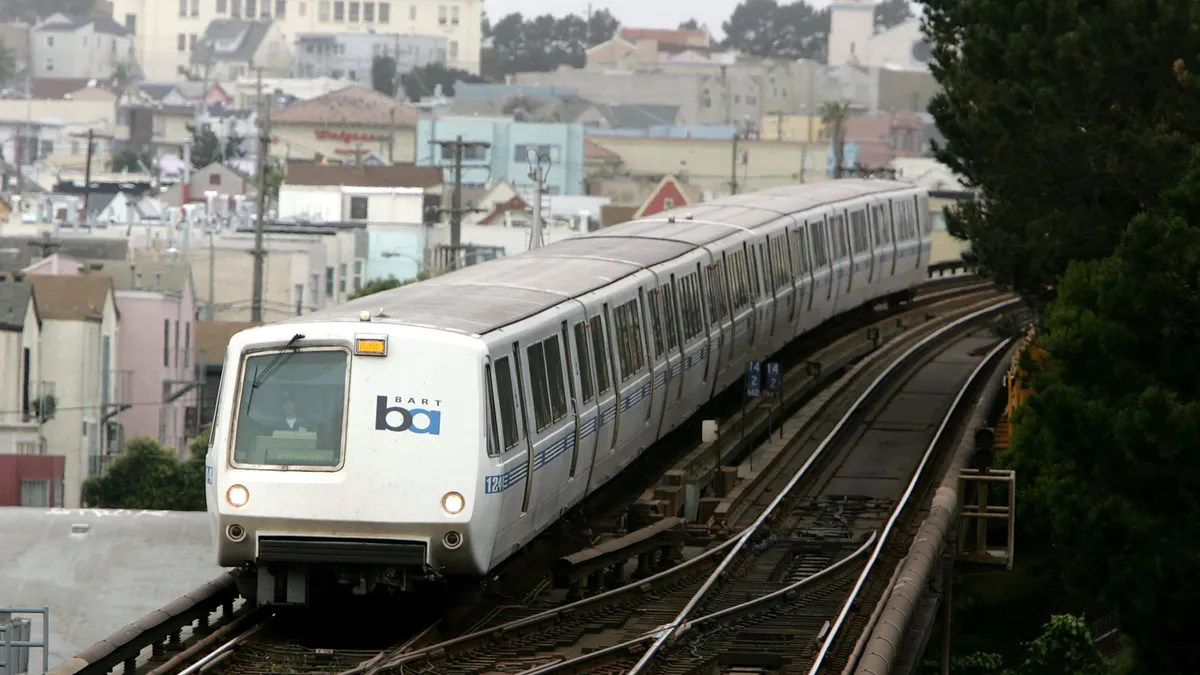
821, 100, 851, 178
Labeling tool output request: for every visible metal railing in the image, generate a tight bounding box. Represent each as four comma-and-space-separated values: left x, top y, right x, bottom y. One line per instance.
0, 608, 50, 675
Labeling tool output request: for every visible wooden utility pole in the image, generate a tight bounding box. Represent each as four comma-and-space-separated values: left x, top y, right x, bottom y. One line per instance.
730, 130, 740, 195
250, 69, 270, 322
432, 136, 490, 248
69, 128, 112, 223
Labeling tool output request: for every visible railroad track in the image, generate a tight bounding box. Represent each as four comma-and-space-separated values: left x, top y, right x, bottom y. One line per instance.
341, 295, 1021, 675
47, 263, 990, 675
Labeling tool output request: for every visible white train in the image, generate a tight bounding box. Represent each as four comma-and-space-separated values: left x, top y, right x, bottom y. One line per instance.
205, 179, 933, 605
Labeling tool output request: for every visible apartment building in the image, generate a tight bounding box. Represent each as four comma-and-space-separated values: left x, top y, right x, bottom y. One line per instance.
112, 0, 483, 80
294, 32, 446, 80
30, 14, 138, 80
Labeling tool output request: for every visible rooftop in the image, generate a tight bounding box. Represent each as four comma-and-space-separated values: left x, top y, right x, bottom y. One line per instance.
192, 19, 274, 65
284, 161, 442, 188
0, 282, 35, 332
270, 84, 422, 127
25, 274, 115, 322
91, 260, 194, 295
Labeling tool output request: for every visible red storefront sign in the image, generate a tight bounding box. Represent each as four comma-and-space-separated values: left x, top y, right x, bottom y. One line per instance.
314, 129, 389, 143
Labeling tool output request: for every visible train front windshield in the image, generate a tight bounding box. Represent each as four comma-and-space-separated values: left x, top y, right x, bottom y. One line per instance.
231, 348, 349, 469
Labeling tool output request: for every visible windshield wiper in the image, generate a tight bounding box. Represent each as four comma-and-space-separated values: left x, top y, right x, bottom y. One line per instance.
245, 333, 305, 409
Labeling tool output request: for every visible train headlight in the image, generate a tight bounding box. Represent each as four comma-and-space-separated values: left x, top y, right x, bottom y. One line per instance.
226, 484, 250, 508
441, 491, 465, 515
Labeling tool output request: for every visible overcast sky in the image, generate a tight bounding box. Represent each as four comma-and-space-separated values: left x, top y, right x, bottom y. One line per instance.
484, 0, 837, 40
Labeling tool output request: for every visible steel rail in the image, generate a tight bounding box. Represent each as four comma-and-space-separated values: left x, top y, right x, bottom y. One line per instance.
626, 296, 1021, 674
804, 335, 1014, 675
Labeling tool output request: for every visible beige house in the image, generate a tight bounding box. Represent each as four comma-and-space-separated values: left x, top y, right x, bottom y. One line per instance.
268, 84, 420, 163
160, 162, 258, 207
191, 19, 293, 81
30, 14, 138, 80
586, 134, 830, 201
0, 280, 43, 457
585, 26, 718, 70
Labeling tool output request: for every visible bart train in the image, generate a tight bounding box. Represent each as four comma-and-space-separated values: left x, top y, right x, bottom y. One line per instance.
205, 179, 934, 606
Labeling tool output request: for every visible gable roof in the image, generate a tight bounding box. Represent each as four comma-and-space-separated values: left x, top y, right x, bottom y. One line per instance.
0, 282, 36, 332
37, 15, 130, 36
138, 82, 181, 101
25, 275, 115, 322
633, 174, 693, 218
271, 85, 422, 127
284, 162, 442, 188
0, 236, 130, 272
478, 195, 531, 225
553, 97, 680, 130
196, 321, 261, 367
618, 27, 710, 47
192, 19, 275, 64
584, 138, 620, 160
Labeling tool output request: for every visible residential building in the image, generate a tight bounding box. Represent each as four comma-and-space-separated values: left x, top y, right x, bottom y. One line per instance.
416, 118, 587, 194
161, 161, 258, 207
196, 320, 260, 428
0, 97, 125, 166
90, 192, 171, 224
267, 84, 420, 162
0, 235, 131, 273
584, 26, 719, 70
843, 110, 929, 169
24, 274, 120, 508
280, 161, 441, 221
828, 0, 931, 71
111, 0, 483, 80
229, 75, 347, 109
191, 19, 294, 81
30, 14, 138, 80
88, 261, 201, 455
585, 134, 829, 201
294, 32, 447, 80
158, 225, 366, 322
0, 278, 45, 460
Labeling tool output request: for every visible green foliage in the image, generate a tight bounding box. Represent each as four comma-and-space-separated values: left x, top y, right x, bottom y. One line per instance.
1003, 150, 1200, 674
482, 10, 618, 80
81, 436, 206, 511
918, 615, 1103, 675
400, 63, 486, 101
111, 147, 153, 173
264, 163, 283, 200
187, 125, 223, 170
348, 271, 429, 300
721, 0, 830, 60
223, 132, 246, 161
918, 651, 1006, 675
371, 56, 397, 97
921, 0, 1200, 306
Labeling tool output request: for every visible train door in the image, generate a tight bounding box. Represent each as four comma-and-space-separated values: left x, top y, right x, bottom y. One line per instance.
724, 246, 754, 369
486, 350, 532, 563
914, 195, 929, 270
809, 215, 835, 324
788, 222, 815, 336
763, 235, 781, 341
865, 203, 878, 286
887, 200, 899, 277
756, 241, 776, 344
608, 291, 653, 464
638, 282, 669, 441
848, 205, 873, 307
559, 308, 594, 509
578, 299, 618, 492
674, 265, 710, 420
705, 256, 735, 395
652, 269, 683, 436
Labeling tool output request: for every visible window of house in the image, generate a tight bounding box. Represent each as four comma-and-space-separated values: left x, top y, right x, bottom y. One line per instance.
349, 1, 360, 20
20, 480, 50, 507
163, 319, 171, 366
333, 1, 344, 20
46, 35, 55, 47
513, 144, 559, 163
125, 13, 137, 31
338, 263, 348, 293
231, 0, 242, 15
41, 140, 52, 156
349, 196, 368, 219
178, 33, 187, 51
179, 0, 187, 15
209, 173, 221, 185
276, 0, 287, 15
44, 58, 53, 72
192, 0, 200, 16
451, 5, 459, 23
438, 4, 446, 23
353, 260, 364, 290
363, 1, 375, 20
318, 0, 329, 20
310, 274, 320, 305
376, 0, 388, 21
325, 266, 334, 297
246, 0, 257, 15
189, 34, 197, 50
300, 0, 306, 14
217, 0, 227, 12
449, 40, 458, 59
663, 198, 674, 209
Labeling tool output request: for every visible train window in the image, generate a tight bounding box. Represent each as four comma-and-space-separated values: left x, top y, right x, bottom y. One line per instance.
559, 322, 577, 414
613, 299, 645, 381
789, 228, 810, 276
526, 336, 567, 431
769, 236, 791, 289
231, 348, 348, 469
588, 315, 612, 395
494, 356, 520, 449
485, 364, 500, 457
725, 250, 747, 311
572, 321, 595, 403
747, 246, 762, 299
661, 284, 679, 350
648, 287, 666, 358
680, 272, 703, 340
830, 214, 849, 259
850, 209, 870, 254
810, 221, 829, 267
706, 265, 728, 323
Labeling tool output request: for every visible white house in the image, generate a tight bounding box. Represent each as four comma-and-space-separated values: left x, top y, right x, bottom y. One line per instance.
0, 277, 43, 456
31, 13, 138, 80
25, 273, 120, 508
191, 19, 294, 81
278, 162, 443, 224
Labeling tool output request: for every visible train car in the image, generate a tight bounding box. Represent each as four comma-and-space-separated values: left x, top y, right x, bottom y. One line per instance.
205, 179, 934, 606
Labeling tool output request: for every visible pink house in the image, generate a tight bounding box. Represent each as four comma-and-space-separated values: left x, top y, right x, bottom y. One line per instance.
23, 255, 201, 456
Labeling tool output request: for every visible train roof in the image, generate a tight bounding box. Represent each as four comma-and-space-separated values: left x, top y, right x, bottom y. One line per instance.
275, 179, 922, 337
